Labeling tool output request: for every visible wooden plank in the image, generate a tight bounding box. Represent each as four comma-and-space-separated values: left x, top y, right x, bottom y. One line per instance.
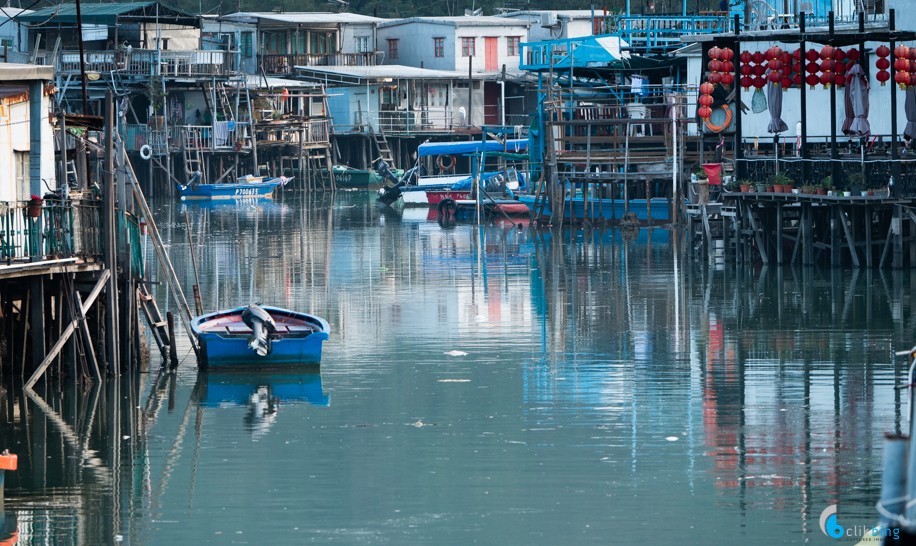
744, 201, 769, 264
838, 206, 861, 267
24, 270, 110, 390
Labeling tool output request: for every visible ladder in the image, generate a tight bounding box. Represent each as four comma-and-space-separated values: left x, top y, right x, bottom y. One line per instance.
65, 160, 78, 188
181, 127, 204, 181
305, 147, 335, 191
137, 278, 172, 361
370, 125, 395, 168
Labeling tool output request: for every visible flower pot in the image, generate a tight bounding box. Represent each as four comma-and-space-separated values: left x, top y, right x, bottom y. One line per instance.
27, 204, 41, 218
791, 188, 800, 194
766, 185, 774, 193
816, 188, 827, 195
861, 191, 869, 196
772, 184, 784, 193
756, 184, 767, 193
784, 186, 795, 194
740, 184, 751, 192
842, 191, 852, 197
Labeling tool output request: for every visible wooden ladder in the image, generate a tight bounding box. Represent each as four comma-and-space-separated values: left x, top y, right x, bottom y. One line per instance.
182, 127, 204, 181
137, 277, 171, 361
370, 126, 395, 168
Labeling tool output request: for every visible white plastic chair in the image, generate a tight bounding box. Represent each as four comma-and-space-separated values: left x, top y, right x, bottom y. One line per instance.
626, 103, 651, 137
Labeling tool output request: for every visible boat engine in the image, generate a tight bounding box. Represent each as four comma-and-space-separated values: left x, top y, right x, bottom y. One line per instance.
242, 303, 278, 356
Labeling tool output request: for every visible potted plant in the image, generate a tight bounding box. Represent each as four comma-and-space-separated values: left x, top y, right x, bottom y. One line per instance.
821, 176, 833, 196
27, 195, 42, 218
770, 172, 793, 193
723, 179, 739, 192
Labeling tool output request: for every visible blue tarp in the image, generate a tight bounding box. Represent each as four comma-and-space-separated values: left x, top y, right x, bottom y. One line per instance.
418, 139, 529, 157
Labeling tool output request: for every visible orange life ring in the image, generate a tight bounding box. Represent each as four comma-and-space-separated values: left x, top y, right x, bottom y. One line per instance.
704, 104, 733, 133
436, 154, 455, 172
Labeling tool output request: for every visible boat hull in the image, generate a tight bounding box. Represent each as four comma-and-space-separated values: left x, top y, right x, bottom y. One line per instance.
178, 179, 283, 201
330, 167, 404, 189
518, 195, 671, 223
402, 188, 472, 206
191, 306, 330, 369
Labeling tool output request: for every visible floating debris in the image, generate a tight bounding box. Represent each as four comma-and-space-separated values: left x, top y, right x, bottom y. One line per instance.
444, 350, 468, 357
438, 378, 471, 383
665, 436, 679, 442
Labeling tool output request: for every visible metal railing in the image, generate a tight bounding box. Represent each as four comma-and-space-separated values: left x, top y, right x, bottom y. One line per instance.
260, 52, 381, 74
610, 15, 731, 53
51, 49, 237, 78
0, 198, 101, 265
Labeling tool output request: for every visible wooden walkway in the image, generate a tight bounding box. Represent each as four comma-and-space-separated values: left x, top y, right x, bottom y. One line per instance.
688, 192, 916, 268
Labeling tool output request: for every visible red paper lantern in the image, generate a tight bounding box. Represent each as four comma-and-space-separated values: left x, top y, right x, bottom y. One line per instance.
765, 46, 782, 61
740, 76, 752, 90
708, 59, 723, 73
792, 48, 802, 61
910, 73, 916, 87
847, 48, 860, 62
835, 49, 846, 62
697, 105, 712, 120
753, 76, 766, 89
895, 45, 909, 59
753, 64, 766, 76
820, 45, 835, 60
895, 70, 909, 87
876, 69, 891, 86
909, 59, 916, 73
721, 61, 734, 73
876, 44, 891, 58
768, 71, 782, 84
877, 58, 892, 71
819, 71, 833, 87
806, 74, 819, 89
698, 94, 714, 107
708, 72, 723, 84
721, 72, 734, 86
835, 61, 847, 74
740, 64, 753, 76
792, 73, 802, 86
806, 61, 819, 74
894, 57, 908, 71
768, 58, 784, 71
739, 50, 752, 64
805, 49, 819, 62
782, 76, 792, 89
752, 51, 765, 64
708, 46, 721, 60
819, 59, 834, 73
834, 73, 845, 86
699, 82, 715, 95
908, 47, 916, 61
720, 47, 734, 62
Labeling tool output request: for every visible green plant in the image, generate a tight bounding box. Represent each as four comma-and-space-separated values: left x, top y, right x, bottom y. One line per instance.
846, 171, 865, 189
723, 178, 739, 191
770, 172, 792, 186
821, 175, 833, 190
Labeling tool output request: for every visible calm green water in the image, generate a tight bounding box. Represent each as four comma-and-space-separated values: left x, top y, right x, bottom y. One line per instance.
0, 191, 911, 544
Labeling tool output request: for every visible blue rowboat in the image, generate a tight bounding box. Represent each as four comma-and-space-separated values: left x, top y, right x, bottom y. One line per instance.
190, 305, 330, 369
177, 174, 289, 201
198, 371, 330, 408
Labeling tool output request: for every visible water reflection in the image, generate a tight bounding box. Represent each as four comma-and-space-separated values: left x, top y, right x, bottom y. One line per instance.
197, 371, 329, 440
0, 192, 912, 543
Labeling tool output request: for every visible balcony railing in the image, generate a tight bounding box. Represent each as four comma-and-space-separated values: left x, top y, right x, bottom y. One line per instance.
0, 198, 101, 266
256, 119, 330, 145
260, 52, 381, 75
52, 49, 237, 78
608, 15, 731, 53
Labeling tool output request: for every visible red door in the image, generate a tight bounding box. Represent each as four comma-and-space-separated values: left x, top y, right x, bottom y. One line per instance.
485, 37, 498, 72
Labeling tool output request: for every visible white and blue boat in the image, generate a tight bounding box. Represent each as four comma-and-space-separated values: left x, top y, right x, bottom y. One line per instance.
177, 173, 290, 201
190, 304, 330, 369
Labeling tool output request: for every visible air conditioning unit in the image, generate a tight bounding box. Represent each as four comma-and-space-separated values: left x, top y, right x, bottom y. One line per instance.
540, 12, 559, 28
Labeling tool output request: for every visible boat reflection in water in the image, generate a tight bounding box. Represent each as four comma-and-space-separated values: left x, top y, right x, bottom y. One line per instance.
196, 370, 329, 439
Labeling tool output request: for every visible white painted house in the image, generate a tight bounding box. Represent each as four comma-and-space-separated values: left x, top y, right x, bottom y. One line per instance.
376, 16, 530, 75
496, 10, 600, 43
0, 64, 55, 202
218, 12, 385, 76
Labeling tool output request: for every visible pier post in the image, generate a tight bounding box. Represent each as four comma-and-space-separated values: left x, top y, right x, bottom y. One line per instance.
775, 204, 783, 264
102, 93, 120, 373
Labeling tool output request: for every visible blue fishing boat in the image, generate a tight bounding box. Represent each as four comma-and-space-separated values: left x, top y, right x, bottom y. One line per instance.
517, 194, 671, 223
176, 172, 290, 201
190, 304, 330, 369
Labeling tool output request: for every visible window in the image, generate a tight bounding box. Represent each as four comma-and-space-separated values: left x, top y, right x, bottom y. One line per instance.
428, 84, 447, 107
310, 31, 337, 55
387, 38, 399, 60
14, 151, 28, 201
507, 36, 520, 56
240, 32, 252, 58
356, 36, 371, 53
434, 37, 444, 58
461, 37, 475, 57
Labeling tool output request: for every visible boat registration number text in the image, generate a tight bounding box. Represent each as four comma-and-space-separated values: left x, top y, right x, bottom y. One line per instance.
235, 188, 259, 196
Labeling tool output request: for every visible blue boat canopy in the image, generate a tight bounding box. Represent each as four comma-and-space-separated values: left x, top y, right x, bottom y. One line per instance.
418, 139, 528, 157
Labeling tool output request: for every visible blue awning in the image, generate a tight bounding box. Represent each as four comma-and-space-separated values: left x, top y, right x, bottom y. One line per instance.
418, 138, 528, 157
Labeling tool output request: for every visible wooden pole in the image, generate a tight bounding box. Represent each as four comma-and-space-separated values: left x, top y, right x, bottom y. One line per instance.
167, 312, 179, 370
103, 93, 120, 373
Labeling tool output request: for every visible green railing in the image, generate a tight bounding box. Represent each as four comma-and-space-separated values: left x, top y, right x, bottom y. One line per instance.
0, 198, 102, 266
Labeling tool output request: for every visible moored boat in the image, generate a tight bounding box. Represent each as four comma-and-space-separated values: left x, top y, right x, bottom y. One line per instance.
190, 304, 329, 369
177, 173, 290, 201
329, 165, 404, 189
